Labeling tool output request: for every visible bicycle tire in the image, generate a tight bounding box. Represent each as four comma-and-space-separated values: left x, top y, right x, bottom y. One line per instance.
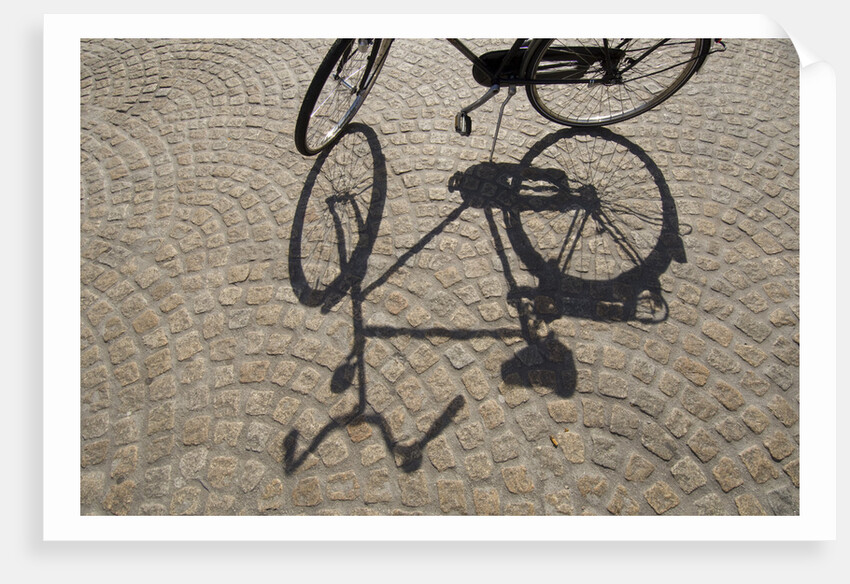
294, 39, 391, 156
523, 39, 710, 127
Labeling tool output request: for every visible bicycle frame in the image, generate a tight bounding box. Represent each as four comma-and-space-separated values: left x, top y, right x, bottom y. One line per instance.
446, 38, 526, 84
445, 37, 713, 87
295, 37, 722, 157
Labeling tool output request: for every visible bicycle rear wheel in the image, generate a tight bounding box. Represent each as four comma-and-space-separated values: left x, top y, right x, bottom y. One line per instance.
295, 39, 391, 156
524, 39, 709, 127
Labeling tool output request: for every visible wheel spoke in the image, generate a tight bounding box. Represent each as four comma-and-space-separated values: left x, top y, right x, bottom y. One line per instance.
557, 208, 588, 273
511, 129, 669, 284
295, 39, 388, 155
527, 38, 704, 126
592, 207, 645, 269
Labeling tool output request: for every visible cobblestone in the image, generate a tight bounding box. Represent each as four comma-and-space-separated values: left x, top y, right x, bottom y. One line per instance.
559, 432, 585, 464
644, 481, 680, 514
671, 457, 707, 494
739, 445, 781, 484
735, 493, 767, 516
80, 38, 799, 516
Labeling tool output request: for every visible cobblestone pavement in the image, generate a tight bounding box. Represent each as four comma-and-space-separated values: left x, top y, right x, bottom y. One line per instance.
80, 38, 799, 516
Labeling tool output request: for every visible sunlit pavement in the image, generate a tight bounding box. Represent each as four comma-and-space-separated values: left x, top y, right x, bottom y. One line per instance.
80, 38, 799, 516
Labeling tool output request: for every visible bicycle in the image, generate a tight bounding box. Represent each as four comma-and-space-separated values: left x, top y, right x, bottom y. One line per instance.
294, 38, 725, 157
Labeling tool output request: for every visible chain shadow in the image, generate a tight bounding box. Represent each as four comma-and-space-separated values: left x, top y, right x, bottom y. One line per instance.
284, 125, 685, 474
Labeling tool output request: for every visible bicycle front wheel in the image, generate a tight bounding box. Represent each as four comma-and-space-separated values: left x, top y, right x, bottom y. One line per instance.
524, 39, 709, 127
295, 39, 391, 156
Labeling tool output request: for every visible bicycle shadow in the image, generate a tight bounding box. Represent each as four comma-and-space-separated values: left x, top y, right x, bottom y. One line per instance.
284, 125, 686, 474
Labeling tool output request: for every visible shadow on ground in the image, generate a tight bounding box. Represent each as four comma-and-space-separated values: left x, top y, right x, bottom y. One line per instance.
285, 124, 686, 473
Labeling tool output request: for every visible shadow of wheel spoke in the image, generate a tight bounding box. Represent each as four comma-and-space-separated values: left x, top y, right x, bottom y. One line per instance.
289, 123, 387, 313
